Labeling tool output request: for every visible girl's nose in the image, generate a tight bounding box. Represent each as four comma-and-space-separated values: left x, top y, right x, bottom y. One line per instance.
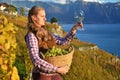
45, 17, 47, 21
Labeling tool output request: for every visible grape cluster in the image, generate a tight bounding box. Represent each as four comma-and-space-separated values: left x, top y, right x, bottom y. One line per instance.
45, 46, 69, 57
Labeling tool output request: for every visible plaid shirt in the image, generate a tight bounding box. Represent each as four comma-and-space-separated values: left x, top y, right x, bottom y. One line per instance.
25, 30, 75, 73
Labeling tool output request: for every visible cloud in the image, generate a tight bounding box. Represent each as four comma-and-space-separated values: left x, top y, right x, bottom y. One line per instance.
83, 0, 99, 2
83, 0, 104, 3
28, 0, 35, 2
51, 0, 66, 4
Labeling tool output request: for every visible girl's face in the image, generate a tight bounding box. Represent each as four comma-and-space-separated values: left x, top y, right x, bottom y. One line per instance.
33, 10, 46, 27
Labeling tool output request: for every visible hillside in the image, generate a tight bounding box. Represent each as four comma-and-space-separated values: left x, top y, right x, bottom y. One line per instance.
0, 12, 120, 80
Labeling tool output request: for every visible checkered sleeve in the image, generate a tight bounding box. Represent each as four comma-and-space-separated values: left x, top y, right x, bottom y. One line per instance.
52, 30, 75, 45
26, 32, 57, 73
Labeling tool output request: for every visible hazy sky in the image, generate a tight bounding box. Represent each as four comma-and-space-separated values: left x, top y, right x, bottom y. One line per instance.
27, 0, 120, 2
38, 0, 118, 3
12, 0, 120, 4
84, 0, 120, 3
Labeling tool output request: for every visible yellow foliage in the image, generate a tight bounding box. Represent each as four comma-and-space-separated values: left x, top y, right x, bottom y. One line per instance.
12, 43, 17, 49
3, 59, 8, 64
10, 53, 16, 61
0, 24, 15, 33
0, 15, 8, 25
0, 35, 6, 44
11, 67, 20, 80
4, 42, 10, 50
1, 64, 8, 71
0, 14, 19, 80
0, 57, 3, 65
0, 25, 3, 29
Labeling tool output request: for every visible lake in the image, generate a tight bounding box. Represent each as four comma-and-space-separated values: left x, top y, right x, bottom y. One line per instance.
61, 24, 120, 57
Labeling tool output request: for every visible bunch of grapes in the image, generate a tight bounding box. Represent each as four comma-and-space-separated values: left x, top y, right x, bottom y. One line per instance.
45, 46, 69, 57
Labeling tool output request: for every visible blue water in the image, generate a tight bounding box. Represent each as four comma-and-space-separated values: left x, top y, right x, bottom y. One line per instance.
62, 24, 120, 57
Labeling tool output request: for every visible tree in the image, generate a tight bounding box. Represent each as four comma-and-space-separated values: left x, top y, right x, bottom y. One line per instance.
50, 17, 58, 23
7, 5, 17, 13
20, 7, 25, 16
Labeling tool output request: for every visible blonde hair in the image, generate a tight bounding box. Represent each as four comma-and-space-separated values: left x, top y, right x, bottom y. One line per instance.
27, 6, 56, 51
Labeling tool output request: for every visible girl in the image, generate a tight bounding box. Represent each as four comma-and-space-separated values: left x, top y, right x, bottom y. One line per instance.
25, 6, 83, 80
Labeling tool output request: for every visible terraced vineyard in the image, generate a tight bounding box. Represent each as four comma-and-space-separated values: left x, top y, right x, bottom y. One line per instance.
0, 12, 120, 80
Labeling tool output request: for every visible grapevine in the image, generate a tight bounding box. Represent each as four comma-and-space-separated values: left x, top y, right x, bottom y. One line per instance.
0, 15, 20, 80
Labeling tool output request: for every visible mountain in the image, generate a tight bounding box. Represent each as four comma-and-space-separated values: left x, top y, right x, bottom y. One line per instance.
12, 1, 120, 24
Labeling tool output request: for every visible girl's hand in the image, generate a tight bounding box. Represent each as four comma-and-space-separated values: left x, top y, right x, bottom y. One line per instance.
56, 65, 68, 74
74, 22, 83, 29
71, 22, 83, 34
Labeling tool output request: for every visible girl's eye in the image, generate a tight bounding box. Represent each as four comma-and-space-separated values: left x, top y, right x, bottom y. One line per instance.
40, 15, 45, 17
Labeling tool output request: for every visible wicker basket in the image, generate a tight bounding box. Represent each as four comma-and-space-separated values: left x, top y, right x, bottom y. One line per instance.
44, 46, 74, 71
